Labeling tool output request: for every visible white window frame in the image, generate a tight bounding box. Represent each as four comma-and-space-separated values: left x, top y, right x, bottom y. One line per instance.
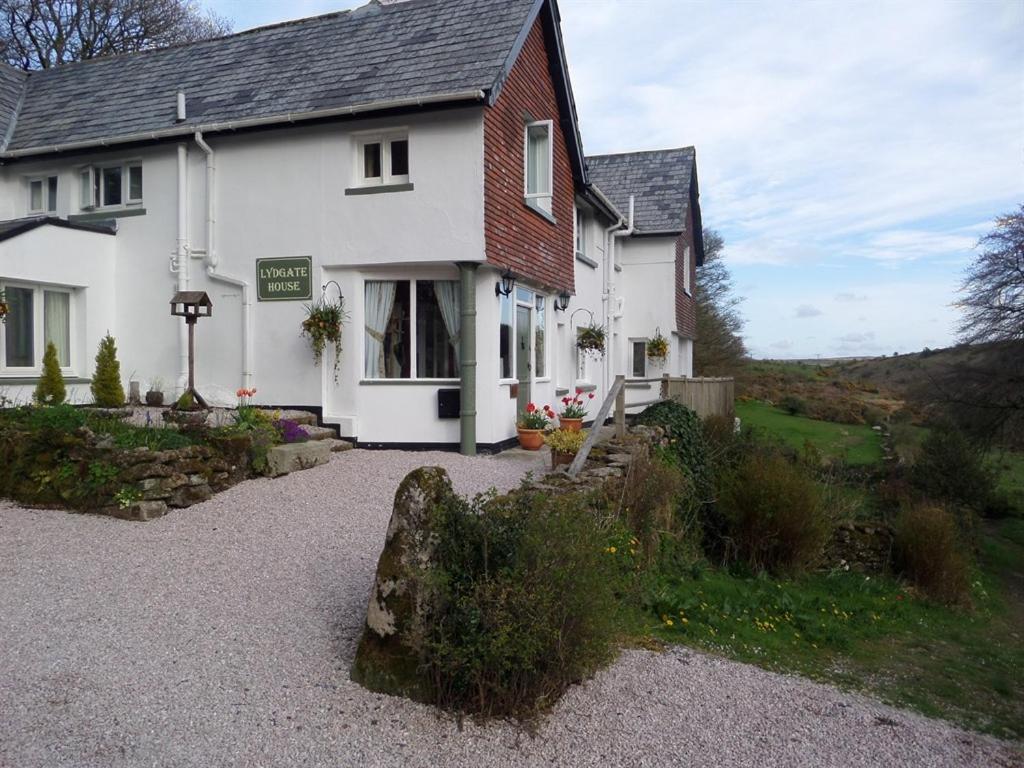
27, 175, 58, 215
498, 286, 550, 385
523, 119, 554, 215
0, 281, 75, 375
78, 161, 143, 211
683, 245, 692, 294
534, 293, 548, 382
354, 131, 410, 187
362, 277, 458, 382
574, 204, 585, 257
630, 338, 649, 379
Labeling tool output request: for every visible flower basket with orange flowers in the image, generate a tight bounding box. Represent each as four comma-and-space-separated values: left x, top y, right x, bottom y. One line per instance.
301, 297, 348, 382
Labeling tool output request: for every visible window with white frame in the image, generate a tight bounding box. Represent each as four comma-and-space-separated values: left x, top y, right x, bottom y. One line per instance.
574, 205, 585, 257
631, 339, 648, 378
28, 176, 58, 215
534, 294, 546, 378
364, 279, 459, 379
575, 328, 588, 383
524, 120, 553, 214
499, 290, 513, 379
79, 162, 143, 210
1, 282, 73, 372
683, 246, 692, 294
356, 133, 409, 187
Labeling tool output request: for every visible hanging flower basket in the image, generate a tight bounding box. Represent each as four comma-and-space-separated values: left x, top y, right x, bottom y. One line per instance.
301, 297, 348, 383
576, 322, 606, 358
647, 328, 669, 361
0, 289, 8, 324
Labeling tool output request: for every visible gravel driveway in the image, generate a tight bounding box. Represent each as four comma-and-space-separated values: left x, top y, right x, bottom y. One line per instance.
0, 449, 1019, 768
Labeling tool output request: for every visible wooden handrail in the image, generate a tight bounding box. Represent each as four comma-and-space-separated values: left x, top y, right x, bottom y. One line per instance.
568, 374, 625, 478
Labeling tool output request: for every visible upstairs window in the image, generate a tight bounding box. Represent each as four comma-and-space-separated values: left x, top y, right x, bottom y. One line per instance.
524, 120, 553, 215
356, 133, 410, 187
574, 205, 585, 256
683, 246, 692, 294
79, 163, 142, 210
28, 176, 57, 215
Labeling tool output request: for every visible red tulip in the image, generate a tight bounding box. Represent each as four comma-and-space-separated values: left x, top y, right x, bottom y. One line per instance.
589, 393, 595, 399
526, 403, 536, 413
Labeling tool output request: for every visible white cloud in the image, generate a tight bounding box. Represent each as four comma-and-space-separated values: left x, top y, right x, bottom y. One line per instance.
795, 304, 823, 318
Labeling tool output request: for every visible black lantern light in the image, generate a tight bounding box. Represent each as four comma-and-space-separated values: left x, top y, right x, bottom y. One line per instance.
494, 268, 516, 298
554, 291, 571, 312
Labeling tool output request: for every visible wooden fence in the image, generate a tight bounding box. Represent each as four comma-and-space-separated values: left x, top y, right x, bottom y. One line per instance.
660, 376, 735, 420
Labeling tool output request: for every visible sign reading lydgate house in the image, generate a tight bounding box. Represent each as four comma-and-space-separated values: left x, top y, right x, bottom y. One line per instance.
256, 256, 313, 301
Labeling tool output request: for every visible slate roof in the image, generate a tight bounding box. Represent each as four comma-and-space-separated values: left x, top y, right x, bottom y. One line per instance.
0, 0, 537, 155
0, 216, 116, 242
585, 148, 697, 234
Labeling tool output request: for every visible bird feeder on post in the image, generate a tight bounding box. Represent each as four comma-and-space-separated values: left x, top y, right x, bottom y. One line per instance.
170, 291, 213, 408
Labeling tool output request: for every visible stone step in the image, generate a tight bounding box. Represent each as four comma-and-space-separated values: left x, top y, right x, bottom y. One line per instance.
275, 409, 318, 426
323, 438, 354, 453
299, 425, 337, 441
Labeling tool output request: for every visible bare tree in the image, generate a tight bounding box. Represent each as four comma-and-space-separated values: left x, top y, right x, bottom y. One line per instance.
0, 0, 231, 70
957, 204, 1024, 344
694, 229, 747, 376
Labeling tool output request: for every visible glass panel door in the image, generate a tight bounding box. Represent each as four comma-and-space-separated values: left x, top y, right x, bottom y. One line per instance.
515, 305, 532, 413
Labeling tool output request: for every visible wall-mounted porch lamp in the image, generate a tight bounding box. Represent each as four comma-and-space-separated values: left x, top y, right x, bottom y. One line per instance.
495, 268, 516, 298
554, 291, 571, 312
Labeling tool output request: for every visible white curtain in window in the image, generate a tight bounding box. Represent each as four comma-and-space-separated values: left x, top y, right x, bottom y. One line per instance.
434, 281, 461, 366
364, 281, 396, 378
44, 291, 70, 367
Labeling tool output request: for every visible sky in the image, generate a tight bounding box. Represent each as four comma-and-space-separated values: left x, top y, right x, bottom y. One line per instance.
206, 0, 1024, 359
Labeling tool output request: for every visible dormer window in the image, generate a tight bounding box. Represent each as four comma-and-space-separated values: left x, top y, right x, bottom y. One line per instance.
79, 162, 143, 210
524, 120, 553, 216
28, 176, 57, 215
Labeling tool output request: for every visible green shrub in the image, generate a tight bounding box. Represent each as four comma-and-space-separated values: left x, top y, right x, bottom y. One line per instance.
415, 488, 623, 717
780, 394, 807, 416
910, 424, 996, 514
637, 401, 712, 503
91, 334, 125, 407
716, 451, 831, 574
893, 503, 972, 605
34, 342, 66, 405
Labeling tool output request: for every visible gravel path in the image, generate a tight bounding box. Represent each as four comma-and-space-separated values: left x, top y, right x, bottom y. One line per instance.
0, 449, 1019, 768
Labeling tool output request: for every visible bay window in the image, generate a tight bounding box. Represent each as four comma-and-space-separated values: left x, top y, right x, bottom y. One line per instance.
364, 279, 459, 379
1, 282, 73, 373
524, 120, 553, 215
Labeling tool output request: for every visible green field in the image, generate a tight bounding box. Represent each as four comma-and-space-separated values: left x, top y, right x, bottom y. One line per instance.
736, 399, 884, 465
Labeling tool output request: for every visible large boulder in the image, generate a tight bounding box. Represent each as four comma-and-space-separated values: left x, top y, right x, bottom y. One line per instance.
350, 466, 455, 699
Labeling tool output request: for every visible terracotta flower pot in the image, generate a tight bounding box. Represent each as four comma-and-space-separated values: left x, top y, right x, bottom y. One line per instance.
551, 449, 575, 469
559, 417, 583, 432
516, 427, 544, 451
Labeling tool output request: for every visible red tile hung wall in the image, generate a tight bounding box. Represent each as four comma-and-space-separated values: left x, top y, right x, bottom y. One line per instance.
483, 18, 574, 293
675, 229, 698, 339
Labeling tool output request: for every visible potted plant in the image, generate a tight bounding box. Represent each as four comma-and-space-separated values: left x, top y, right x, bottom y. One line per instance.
576, 322, 606, 358
558, 388, 595, 431
516, 403, 552, 450
647, 328, 669, 362
301, 297, 347, 383
145, 377, 165, 407
545, 427, 587, 468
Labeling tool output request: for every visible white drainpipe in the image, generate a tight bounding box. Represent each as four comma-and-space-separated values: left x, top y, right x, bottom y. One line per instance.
194, 130, 253, 390
175, 142, 189, 394
606, 194, 634, 392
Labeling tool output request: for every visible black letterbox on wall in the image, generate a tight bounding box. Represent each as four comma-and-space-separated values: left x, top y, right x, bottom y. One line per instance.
437, 388, 460, 419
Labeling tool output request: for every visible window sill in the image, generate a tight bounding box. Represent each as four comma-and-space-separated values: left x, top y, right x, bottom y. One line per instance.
523, 199, 556, 225
574, 382, 597, 392
0, 375, 89, 385
70, 207, 145, 223
555, 387, 569, 396
575, 252, 598, 269
345, 183, 415, 196
359, 378, 458, 385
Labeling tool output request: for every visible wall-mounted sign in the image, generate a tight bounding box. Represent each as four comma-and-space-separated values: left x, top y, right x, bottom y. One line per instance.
256, 256, 313, 302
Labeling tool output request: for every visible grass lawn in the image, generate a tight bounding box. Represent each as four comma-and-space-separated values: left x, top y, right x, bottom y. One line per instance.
736, 399, 883, 465
646, 518, 1024, 740
993, 452, 1024, 511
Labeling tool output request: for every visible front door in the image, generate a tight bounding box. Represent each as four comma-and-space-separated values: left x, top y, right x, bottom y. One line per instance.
516, 304, 532, 413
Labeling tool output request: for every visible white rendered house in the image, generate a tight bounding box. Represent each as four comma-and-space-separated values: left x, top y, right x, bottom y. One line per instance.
0, 0, 704, 452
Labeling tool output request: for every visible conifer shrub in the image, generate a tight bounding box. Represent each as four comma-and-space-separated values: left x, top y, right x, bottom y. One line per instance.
33, 342, 66, 405
893, 502, 971, 605
910, 424, 996, 515
91, 334, 125, 407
